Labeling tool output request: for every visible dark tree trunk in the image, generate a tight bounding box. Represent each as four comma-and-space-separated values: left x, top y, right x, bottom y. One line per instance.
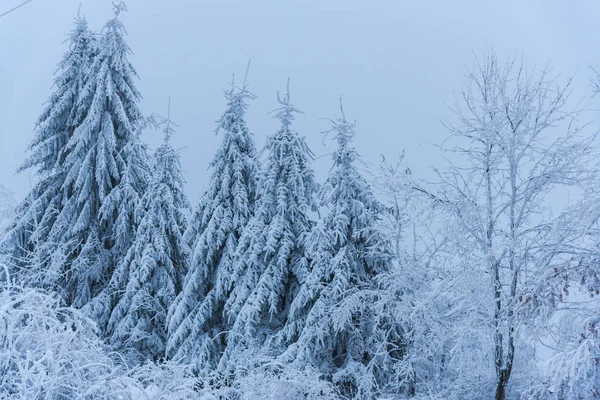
495, 371, 506, 400
494, 346, 514, 400
495, 367, 512, 400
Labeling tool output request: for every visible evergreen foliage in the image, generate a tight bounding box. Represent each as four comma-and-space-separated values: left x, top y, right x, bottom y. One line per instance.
107, 104, 189, 362
167, 77, 259, 373
1, 14, 97, 288
279, 101, 391, 397
220, 80, 318, 373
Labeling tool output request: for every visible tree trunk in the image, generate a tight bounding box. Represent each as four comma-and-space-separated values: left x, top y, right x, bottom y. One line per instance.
495, 369, 510, 400
495, 344, 514, 400
495, 378, 506, 400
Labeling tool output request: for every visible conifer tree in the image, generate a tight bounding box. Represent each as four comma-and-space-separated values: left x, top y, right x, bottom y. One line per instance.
100, 115, 154, 271
47, 2, 144, 308
85, 114, 156, 331
166, 77, 260, 373
106, 103, 189, 362
1, 13, 97, 285
221, 80, 317, 372
280, 101, 391, 398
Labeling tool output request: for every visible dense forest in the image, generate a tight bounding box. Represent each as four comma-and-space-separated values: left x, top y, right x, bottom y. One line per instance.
2, 3, 600, 400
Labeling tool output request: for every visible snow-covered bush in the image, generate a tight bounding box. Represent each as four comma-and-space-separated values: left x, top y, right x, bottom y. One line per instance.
124, 361, 213, 400
212, 353, 340, 400
0, 284, 112, 398
0, 282, 210, 399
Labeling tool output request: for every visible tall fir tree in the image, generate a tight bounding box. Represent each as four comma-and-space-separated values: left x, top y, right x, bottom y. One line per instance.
106, 103, 189, 362
220, 80, 317, 373
1, 13, 97, 285
100, 115, 154, 273
47, 2, 144, 308
279, 101, 391, 398
166, 78, 259, 374
86, 114, 155, 330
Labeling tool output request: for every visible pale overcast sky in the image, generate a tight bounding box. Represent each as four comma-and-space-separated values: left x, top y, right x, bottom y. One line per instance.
1, 0, 600, 203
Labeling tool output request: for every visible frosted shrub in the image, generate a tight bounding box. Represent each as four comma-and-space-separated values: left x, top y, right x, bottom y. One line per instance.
0, 283, 211, 399
213, 356, 340, 400
0, 285, 116, 398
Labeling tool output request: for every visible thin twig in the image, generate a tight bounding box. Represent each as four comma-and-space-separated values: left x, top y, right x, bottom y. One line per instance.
0, 0, 33, 19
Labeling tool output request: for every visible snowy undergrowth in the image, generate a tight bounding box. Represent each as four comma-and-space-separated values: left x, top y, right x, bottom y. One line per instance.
212, 357, 341, 400
0, 282, 213, 399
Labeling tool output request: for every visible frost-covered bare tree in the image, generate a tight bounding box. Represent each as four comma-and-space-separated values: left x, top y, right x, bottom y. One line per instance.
427, 51, 596, 400
362, 155, 456, 397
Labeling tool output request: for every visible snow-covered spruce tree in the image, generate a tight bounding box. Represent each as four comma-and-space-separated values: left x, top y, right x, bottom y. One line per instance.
219, 80, 317, 375
86, 114, 155, 331
0, 14, 97, 286
101, 114, 156, 272
45, 3, 144, 308
279, 101, 391, 399
106, 105, 189, 362
166, 78, 260, 373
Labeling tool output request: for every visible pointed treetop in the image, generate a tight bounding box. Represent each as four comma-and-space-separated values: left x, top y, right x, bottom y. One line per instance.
103, 1, 128, 36
270, 78, 303, 128
242, 59, 251, 90
72, 4, 89, 32
68, 10, 90, 50
216, 66, 257, 136
161, 97, 177, 144
324, 96, 355, 146
223, 60, 256, 105
112, 1, 127, 17
229, 59, 252, 94
75, 3, 84, 21
322, 96, 358, 166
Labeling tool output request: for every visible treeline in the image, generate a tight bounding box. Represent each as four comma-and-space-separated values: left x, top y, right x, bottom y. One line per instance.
2, 3, 600, 400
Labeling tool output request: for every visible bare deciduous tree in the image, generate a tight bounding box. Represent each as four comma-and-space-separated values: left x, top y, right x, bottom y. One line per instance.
430, 50, 595, 400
